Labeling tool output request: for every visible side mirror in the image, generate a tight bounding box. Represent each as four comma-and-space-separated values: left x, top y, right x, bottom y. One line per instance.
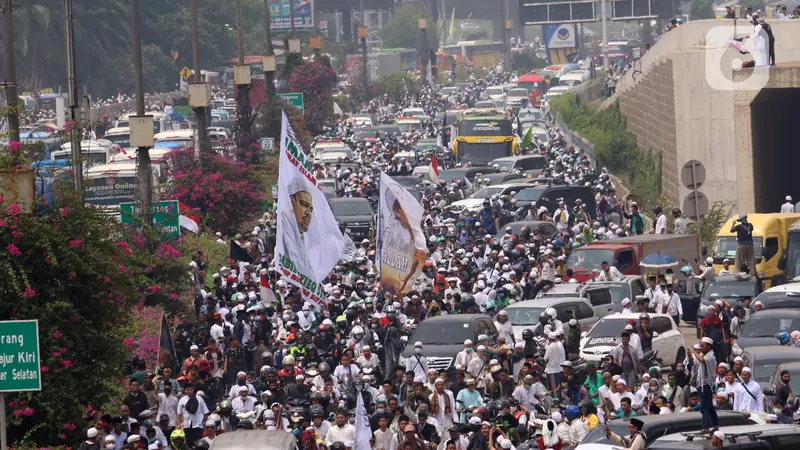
652, 331, 659, 338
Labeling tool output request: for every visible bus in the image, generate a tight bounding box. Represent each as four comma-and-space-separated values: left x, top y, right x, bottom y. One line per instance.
442, 41, 503, 68
452, 109, 518, 165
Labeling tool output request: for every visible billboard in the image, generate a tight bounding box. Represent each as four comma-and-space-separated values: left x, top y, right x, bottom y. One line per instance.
84, 176, 137, 206
268, 0, 315, 30
542, 24, 578, 64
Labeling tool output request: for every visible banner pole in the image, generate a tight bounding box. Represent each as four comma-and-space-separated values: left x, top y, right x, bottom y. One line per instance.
377, 174, 383, 289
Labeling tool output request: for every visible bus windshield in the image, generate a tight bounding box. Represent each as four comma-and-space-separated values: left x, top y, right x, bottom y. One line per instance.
458, 120, 512, 137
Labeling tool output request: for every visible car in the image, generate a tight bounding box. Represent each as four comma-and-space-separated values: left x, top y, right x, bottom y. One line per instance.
753, 282, 800, 310
514, 185, 596, 218
505, 88, 530, 108
518, 108, 545, 124
315, 148, 353, 164
648, 424, 800, 450
501, 298, 599, 341
766, 361, 800, 400
475, 100, 497, 108
585, 275, 648, 305
494, 221, 558, 241
536, 283, 620, 314
483, 85, 506, 101
438, 166, 497, 183
328, 198, 374, 241
579, 313, 686, 366
733, 308, 800, 353
440, 87, 459, 99
317, 178, 338, 198
448, 182, 531, 212
352, 128, 380, 142
400, 314, 498, 374
489, 155, 549, 178
375, 125, 403, 139
475, 173, 524, 186
209, 429, 298, 450
737, 345, 800, 391
390, 176, 423, 202
696, 274, 764, 336
575, 411, 755, 450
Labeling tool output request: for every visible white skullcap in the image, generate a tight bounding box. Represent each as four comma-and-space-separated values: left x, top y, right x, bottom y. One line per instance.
87, 428, 99, 438
621, 298, 630, 305
362, 345, 371, 351
464, 339, 473, 346
551, 411, 563, 423
414, 341, 423, 347
190, 345, 199, 351
287, 177, 311, 196
500, 438, 513, 449
478, 334, 489, 341
469, 416, 482, 425
569, 319, 578, 326
742, 367, 753, 374
515, 342, 525, 349
734, 356, 744, 363
435, 377, 445, 384
413, 376, 425, 383
612, 375, 621, 381
489, 359, 500, 365
625, 324, 634, 330
754, 301, 763, 307
548, 332, 557, 339
714, 431, 726, 440
616, 379, 627, 386
477, 345, 486, 351
701, 337, 714, 345
642, 373, 651, 379
787, 196, 793, 202
718, 362, 729, 369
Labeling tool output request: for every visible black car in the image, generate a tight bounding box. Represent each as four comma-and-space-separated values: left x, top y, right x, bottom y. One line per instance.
494, 220, 558, 240
514, 184, 595, 217
733, 308, 800, 351
580, 411, 755, 448
439, 166, 497, 183
753, 286, 800, 310
328, 198, 374, 241
696, 275, 764, 337
401, 314, 497, 375
737, 345, 800, 391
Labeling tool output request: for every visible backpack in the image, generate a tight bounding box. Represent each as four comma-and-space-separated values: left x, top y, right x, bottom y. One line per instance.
184, 396, 199, 415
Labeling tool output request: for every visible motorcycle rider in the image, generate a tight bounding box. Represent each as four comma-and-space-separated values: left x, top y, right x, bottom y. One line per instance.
565, 405, 588, 448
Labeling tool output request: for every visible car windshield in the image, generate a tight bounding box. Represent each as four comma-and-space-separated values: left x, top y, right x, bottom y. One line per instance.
714, 236, 763, 264
755, 290, 800, 309
505, 307, 544, 326
468, 187, 505, 199
740, 316, 800, 338
515, 187, 547, 202
353, 129, 378, 139
753, 361, 785, 383
560, 79, 581, 87
702, 280, 759, 304
587, 318, 628, 338
582, 422, 630, 445
508, 89, 528, 98
567, 249, 616, 270
410, 321, 475, 345
589, 284, 631, 304
485, 88, 503, 96
491, 160, 516, 172
330, 200, 372, 216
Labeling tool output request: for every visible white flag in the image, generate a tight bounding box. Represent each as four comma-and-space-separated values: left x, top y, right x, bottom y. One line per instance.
341, 232, 358, 261
352, 391, 373, 450
379, 172, 429, 296
276, 112, 344, 310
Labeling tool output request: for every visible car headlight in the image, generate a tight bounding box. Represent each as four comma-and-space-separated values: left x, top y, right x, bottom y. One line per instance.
732, 343, 742, 356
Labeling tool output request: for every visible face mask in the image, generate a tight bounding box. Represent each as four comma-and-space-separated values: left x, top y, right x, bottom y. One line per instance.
106, 445, 115, 450
378, 409, 385, 414
238, 379, 246, 386
143, 420, 153, 426
667, 380, 676, 387
776, 409, 783, 415
524, 384, 531, 390
466, 348, 472, 353
415, 348, 422, 354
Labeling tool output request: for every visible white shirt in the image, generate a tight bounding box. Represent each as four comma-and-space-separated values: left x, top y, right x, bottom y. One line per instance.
406, 353, 429, 379
540, 260, 555, 282
512, 384, 541, 410
333, 363, 361, 383
544, 341, 566, 374
733, 379, 764, 412
210, 324, 226, 352
782, 202, 796, 213
661, 292, 684, 316
454, 349, 478, 371
655, 214, 667, 234
231, 395, 256, 413
596, 266, 622, 281
374, 428, 396, 450
156, 392, 179, 427
324, 423, 355, 447
428, 390, 459, 429
176, 395, 210, 429
228, 383, 257, 400
494, 320, 514, 343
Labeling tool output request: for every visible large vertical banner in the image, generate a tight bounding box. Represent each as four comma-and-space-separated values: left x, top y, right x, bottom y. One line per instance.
379, 173, 428, 295
276, 112, 344, 309
542, 24, 578, 65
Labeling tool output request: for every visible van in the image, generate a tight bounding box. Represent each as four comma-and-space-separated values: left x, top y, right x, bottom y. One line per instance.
154, 130, 195, 149
104, 127, 131, 148
559, 70, 590, 87
115, 111, 174, 135
713, 213, 800, 288
514, 184, 596, 219
209, 430, 298, 450
85, 160, 163, 211
51, 139, 121, 166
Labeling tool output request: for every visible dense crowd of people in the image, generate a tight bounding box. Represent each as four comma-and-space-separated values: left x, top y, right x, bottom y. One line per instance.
71, 71, 798, 450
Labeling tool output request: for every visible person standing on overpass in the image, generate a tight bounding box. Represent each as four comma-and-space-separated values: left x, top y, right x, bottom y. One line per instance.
622, 202, 646, 235
781, 195, 795, 212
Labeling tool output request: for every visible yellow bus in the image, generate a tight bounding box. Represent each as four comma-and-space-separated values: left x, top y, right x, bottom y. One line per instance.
452, 108, 518, 166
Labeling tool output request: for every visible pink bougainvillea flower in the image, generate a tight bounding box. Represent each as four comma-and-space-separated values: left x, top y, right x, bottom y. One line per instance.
8, 244, 21, 257
52, 330, 61, 338
60, 207, 69, 216
6, 203, 21, 216
8, 141, 21, 151
151, 285, 160, 294
40, 365, 49, 373
22, 287, 36, 299
68, 239, 83, 249
61, 360, 73, 370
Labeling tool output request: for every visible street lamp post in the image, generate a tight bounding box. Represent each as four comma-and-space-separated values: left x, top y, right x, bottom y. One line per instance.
190, 0, 211, 157
263, 0, 276, 99
64, 0, 83, 194
1, 0, 20, 142
234, 0, 252, 152
131, 0, 154, 220
358, 26, 369, 98
419, 18, 428, 85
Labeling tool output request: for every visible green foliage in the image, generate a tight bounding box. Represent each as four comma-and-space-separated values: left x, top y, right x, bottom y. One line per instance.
380, 3, 440, 51
255, 97, 313, 150
373, 73, 419, 102
288, 57, 338, 134
511, 49, 549, 73
184, 232, 231, 286
334, 93, 351, 114
690, 0, 716, 20
0, 197, 191, 446
550, 94, 662, 207
739, 0, 766, 12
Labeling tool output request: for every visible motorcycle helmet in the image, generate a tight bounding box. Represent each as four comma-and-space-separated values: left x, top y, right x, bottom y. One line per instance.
639, 314, 650, 321
283, 355, 296, 366
194, 440, 210, 450
539, 313, 550, 325
545, 307, 557, 320
219, 400, 233, 411
352, 326, 364, 338
522, 329, 533, 341
318, 362, 331, 374
565, 405, 581, 421
310, 405, 325, 417
330, 443, 347, 450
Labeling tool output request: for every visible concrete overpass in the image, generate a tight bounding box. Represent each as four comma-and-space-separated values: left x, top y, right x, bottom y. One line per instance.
605, 19, 800, 214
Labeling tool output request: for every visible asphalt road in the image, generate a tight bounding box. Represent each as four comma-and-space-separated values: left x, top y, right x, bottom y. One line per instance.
679, 321, 700, 349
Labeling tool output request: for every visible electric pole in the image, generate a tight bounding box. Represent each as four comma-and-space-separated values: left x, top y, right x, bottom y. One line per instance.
64, 0, 83, 194
419, 19, 429, 86
263, 0, 276, 99
289, 0, 295, 33
132, 0, 153, 216
191, 0, 211, 157
2, 0, 20, 142
235, 0, 251, 152
359, 0, 368, 99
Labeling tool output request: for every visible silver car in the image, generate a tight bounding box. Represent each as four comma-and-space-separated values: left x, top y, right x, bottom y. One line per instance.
502, 297, 599, 341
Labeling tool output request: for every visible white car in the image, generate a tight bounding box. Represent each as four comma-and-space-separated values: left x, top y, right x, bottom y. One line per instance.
579, 313, 686, 368
483, 86, 506, 101
448, 183, 529, 212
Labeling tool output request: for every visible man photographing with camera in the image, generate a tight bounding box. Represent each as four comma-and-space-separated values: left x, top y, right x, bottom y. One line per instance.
730, 213, 756, 274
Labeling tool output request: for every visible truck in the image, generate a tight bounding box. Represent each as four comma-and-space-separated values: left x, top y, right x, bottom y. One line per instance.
452, 108, 518, 165
566, 234, 699, 283
775, 219, 800, 286
714, 213, 800, 288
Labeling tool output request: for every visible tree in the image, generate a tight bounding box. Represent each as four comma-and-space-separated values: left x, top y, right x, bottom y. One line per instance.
255, 98, 312, 150
380, 3, 440, 51
288, 56, 337, 134
690, 0, 716, 20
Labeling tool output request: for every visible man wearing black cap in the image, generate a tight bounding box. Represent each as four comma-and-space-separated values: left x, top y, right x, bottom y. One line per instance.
604, 417, 645, 450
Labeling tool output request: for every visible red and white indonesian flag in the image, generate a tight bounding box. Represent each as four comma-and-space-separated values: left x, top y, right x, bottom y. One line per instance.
429, 154, 440, 182
260, 272, 277, 307
275, 112, 344, 310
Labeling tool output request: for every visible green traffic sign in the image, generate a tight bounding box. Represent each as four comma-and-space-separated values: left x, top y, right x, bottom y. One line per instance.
120, 200, 181, 239
277, 92, 304, 113
0, 320, 41, 392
